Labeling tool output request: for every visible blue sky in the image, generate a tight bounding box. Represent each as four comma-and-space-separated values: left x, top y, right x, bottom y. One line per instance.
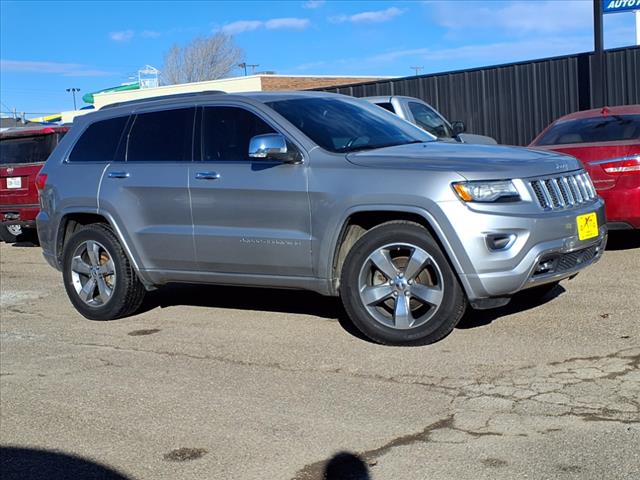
1, 0, 637, 117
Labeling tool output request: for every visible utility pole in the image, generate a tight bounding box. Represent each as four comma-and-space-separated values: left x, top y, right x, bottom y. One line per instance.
410, 66, 424, 76
592, 0, 605, 108
66, 87, 81, 110
238, 62, 248, 76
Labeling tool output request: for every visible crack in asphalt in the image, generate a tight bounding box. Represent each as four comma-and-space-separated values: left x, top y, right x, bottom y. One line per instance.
3, 331, 638, 479
289, 347, 639, 479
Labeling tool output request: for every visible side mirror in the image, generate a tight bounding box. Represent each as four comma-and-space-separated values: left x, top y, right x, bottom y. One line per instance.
248, 133, 299, 163
451, 121, 466, 136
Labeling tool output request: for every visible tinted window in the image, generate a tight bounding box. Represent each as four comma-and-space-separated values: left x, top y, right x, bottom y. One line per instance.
375, 102, 395, 113
267, 97, 432, 153
201, 106, 275, 161
68, 116, 128, 162
536, 115, 640, 145
408, 102, 453, 138
127, 108, 195, 162
1, 135, 57, 165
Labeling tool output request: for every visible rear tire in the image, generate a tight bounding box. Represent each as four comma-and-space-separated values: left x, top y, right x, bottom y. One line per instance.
0, 224, 20, 243
340, 221, 466, 346
62, 223, 146, 320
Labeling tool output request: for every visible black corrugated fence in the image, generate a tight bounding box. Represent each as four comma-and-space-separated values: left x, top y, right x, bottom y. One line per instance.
316, 46, 640, 146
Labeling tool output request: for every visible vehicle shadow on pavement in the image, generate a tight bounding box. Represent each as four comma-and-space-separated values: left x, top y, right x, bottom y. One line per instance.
142, 283, 343, 319
0, 446, 130, 480
457, 284, 566, 330
141, 283, 373, 342
605, 230, 640, 251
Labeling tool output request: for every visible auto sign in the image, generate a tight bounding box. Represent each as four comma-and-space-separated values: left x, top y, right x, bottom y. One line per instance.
603, 0, 640, 13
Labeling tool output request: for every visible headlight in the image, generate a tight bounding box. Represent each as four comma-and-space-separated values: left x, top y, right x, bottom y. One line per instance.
452, 180, 520, 203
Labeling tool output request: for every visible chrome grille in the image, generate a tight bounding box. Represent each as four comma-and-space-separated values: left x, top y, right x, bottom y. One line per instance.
529, 171, 597, 210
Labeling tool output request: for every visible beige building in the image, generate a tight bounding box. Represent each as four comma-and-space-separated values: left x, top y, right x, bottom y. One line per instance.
92, 74, 389, 110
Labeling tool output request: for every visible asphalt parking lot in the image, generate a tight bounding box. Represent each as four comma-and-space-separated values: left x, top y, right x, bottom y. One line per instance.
1, 233, 639, 480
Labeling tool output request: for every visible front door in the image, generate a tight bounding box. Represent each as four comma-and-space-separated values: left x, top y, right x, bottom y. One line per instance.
189, 105, 312, 277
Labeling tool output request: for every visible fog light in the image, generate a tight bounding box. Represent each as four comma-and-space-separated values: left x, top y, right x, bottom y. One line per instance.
486, 234, 516, 251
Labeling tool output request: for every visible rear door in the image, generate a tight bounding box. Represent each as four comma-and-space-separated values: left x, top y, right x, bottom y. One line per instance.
189, 104, 311, 277
99, 107, 197, 273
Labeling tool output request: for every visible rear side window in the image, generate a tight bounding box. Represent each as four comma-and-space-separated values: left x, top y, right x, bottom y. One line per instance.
1, 135, 57, 165
127, 108, 195, 162
201, 106, 275, 161
68, 116, 128, 162
536, 115, 640, 145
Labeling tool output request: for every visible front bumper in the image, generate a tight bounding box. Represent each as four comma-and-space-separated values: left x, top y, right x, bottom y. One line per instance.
440, 197, 607, 301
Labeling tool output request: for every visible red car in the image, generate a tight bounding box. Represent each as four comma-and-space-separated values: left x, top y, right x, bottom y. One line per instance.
530, 105, 640, 230
0, 125, 68, 243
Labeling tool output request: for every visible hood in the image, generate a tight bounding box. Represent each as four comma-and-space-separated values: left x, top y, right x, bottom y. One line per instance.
346, 142, 582, 180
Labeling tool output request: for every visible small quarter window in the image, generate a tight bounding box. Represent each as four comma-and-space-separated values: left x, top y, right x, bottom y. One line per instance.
375, 102, 395, 113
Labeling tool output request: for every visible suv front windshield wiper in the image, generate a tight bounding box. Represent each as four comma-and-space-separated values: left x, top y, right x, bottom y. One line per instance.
338, 140, 427, 153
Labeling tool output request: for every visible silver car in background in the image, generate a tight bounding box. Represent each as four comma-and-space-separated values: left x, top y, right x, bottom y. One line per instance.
365, 95, 497, 145
36, 91, 606, 345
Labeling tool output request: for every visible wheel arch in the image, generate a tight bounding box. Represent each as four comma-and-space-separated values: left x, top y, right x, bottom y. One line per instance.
54, 209, 153, 287
328, 205, 471, 297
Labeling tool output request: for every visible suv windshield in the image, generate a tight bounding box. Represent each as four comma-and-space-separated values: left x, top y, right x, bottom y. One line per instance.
536, 114, 640, 145
0, 134, 58, 165
408, 102, 454, 138
266, 97, 433, 153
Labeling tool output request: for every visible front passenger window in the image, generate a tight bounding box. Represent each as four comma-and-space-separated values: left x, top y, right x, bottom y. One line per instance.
201, 107, 276, 161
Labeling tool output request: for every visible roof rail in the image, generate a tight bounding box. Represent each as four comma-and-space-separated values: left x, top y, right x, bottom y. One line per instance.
101, 90, 227, 110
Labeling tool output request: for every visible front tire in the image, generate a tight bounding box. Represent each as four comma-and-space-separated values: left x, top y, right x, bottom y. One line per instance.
340, 221, 466, 346
62, 223, 146, 320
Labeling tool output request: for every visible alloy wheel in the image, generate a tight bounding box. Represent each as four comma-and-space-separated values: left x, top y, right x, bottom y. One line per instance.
70, 240, 116, 306
357, 243, 444, 330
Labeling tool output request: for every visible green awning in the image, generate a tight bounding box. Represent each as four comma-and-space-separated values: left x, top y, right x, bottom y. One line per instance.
82, 82, 141, 104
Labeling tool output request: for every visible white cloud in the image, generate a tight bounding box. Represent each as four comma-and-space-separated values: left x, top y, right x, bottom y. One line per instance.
0, 59, 113, 77
109, 30, 134, 42
265, 17, 310, 29
303, 0, 325, 9
140, 30, 161, 39
222, 17, 310, 35
222, 20, 263, 35
430, 0, 592, 35
330, 7, 405, 24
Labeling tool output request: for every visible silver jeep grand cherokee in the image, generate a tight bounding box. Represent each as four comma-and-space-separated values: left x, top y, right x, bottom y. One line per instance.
37, 91, 606, 345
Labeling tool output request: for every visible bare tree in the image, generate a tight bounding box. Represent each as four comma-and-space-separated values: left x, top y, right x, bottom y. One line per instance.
161, 33, 244, 85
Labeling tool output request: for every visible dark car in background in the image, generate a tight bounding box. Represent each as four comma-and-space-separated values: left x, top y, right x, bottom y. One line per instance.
0, 126, 68, 243
529, 106, 640, 230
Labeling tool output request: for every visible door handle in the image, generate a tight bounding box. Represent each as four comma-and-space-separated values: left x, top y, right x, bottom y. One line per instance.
108, 171, 130, 179
195, 171, 220, 180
